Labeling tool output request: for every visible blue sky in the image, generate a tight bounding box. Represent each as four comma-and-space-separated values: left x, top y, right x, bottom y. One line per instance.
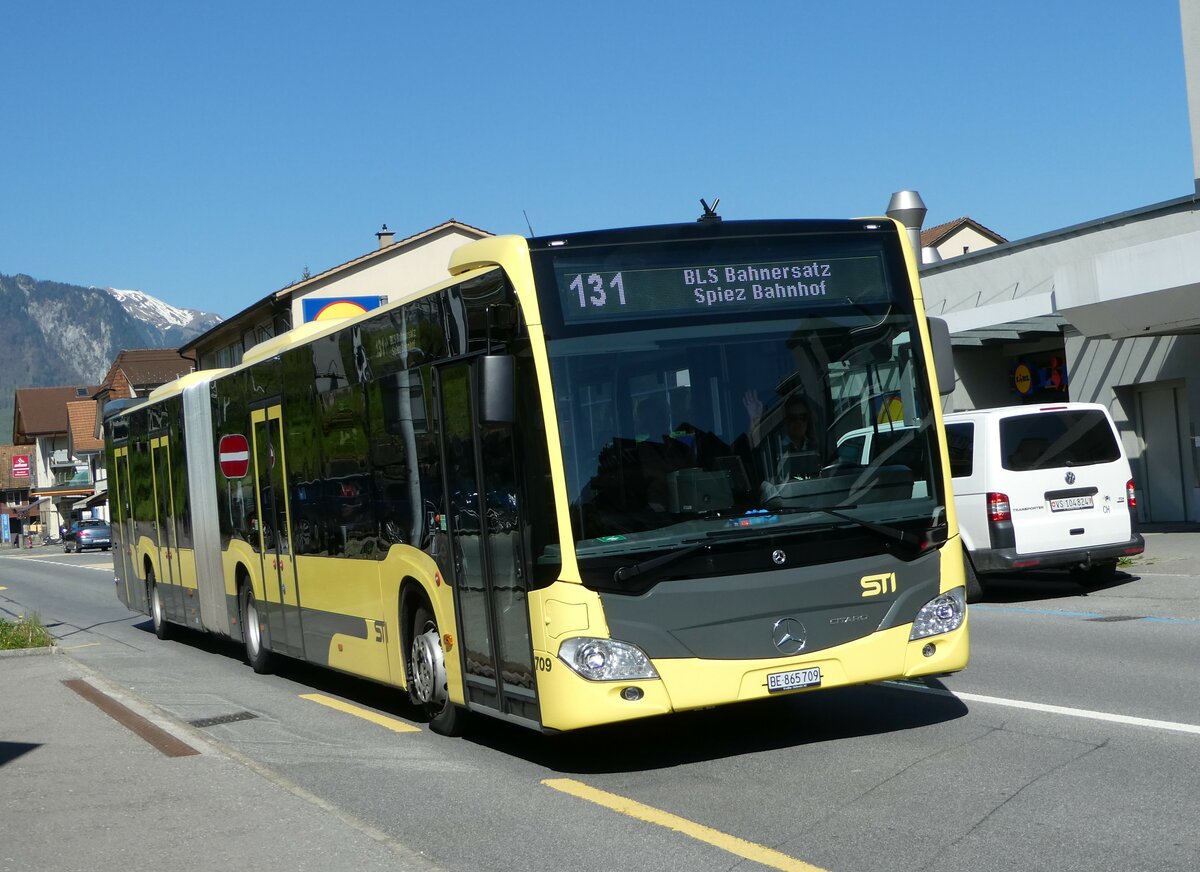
1, 1, 1191, 318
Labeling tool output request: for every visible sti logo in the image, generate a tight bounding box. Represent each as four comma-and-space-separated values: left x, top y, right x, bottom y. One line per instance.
860, 572, 897, 598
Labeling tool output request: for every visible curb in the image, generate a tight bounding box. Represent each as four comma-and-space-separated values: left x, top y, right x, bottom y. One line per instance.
0, 644, 61, 659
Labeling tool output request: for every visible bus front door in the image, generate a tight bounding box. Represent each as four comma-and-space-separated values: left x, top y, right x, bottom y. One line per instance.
251, 406, 304, 658
438, 360, 540, 726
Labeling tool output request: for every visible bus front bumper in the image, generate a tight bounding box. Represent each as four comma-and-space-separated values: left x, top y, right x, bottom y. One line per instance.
535, 620, 969, 733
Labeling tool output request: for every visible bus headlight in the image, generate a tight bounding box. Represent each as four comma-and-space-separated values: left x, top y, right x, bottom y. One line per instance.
910, 587, 966, 640
558, 637, 659, 681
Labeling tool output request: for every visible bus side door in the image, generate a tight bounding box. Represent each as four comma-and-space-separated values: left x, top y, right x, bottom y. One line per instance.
149, 436, 181, 614
437, 359, 539, 725
111, 446, 138, 609
251, 405, 304, 658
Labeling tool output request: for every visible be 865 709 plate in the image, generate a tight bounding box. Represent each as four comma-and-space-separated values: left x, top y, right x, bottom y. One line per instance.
766, 666, 822, 693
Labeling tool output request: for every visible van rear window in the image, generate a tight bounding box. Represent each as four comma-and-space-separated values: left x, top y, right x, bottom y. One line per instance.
1000, 410, 1120, 471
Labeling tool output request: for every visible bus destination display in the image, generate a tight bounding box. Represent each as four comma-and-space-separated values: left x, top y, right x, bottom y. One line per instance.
554, 255, 888, 324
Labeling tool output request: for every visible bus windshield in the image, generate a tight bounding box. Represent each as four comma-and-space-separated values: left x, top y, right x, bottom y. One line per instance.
532, 226, 947, 574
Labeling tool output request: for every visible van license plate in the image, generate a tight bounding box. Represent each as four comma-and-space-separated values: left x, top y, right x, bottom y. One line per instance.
1050, 496, 1093, 512
767, 666, 822, 693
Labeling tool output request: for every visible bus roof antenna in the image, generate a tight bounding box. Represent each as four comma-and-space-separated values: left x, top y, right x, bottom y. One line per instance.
698, 198, 721, 222
523, 210, 536, 237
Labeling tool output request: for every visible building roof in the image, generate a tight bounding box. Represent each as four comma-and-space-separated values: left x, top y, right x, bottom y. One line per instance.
921, 217, 1007, 248
180, 219, 492, 358
12, 385, 102, 444
67, 400, 103, 455
100, 348, 195, 396
948, 314, 1067, 346
271, 219, 492, 301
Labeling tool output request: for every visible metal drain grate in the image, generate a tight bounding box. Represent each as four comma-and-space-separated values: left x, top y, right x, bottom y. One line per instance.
188, 711, 259, 728
1084, 615, 1145, 623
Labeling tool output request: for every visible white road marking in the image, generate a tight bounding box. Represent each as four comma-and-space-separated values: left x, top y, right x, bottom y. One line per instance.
0, 556, 113, 572
887, 680, 1200, 736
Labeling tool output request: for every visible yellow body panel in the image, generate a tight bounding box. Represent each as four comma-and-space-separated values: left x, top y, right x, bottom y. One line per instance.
134, 534, 160, 588
176, 546, 197, 590
222, 539, 263, 604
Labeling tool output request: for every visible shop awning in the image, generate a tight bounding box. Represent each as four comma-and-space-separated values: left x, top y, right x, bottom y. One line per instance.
2, 496, 48, 518
73, 485, 108, 510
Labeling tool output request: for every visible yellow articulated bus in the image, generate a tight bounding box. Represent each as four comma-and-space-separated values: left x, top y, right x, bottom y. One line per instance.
105, 218, 968, 735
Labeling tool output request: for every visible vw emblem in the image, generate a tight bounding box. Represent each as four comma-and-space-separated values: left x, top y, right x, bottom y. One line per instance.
1065, 471, 1076, 485
772, 618, 807, 655
771, 549, 787, 565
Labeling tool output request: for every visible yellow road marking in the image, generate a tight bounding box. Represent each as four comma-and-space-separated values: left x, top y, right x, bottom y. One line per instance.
543, 778, 828, 872
299, 693, 420, 733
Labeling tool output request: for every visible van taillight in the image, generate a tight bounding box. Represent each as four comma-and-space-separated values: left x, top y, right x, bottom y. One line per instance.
1126, 479, 1136, 508
988, 492, 1011, 523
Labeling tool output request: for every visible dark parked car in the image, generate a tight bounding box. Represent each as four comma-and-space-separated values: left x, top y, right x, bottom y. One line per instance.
64, 520, 112, 553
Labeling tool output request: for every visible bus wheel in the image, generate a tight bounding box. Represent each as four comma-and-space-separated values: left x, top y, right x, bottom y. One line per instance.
149, 570, 170, 641
240, 585, 273, 675
964, 555, 985, 604
409, 605, 463, 736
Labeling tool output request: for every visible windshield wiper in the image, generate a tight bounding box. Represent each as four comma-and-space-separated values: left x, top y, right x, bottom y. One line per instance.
613, 543, 709, 584
717, 504, 924, 550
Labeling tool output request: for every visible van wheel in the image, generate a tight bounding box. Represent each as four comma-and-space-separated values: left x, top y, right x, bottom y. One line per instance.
963, 555, 985, 603
1074, 561, 1118, 588
409, 604, 464, 736
240, 585, 273, 674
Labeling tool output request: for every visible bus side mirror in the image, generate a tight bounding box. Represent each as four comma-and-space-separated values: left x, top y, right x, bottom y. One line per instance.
479, 354, 516, 425
928, 317, 955, 396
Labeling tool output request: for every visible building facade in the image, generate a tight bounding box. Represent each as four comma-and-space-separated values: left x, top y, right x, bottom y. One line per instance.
183, 221, 491, 371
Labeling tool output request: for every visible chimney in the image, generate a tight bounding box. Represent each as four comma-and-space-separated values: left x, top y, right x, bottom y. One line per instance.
376, 224, 395, 249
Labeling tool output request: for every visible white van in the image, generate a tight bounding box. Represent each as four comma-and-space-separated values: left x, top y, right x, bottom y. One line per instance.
941, 402, 1144, 599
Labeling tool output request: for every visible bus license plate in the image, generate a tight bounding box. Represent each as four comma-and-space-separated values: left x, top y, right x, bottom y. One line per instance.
767, 666, 822, 693
1050, 496, 1093, 512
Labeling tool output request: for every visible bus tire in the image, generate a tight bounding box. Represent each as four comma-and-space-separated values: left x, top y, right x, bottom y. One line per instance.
409, 604, 464, 736
964, 555, 985, 604
240, 584, 273, 675
149, 569, 170, 641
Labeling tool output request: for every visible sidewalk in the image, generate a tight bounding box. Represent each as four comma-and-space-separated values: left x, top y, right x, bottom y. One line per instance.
1133, 525, 1200, 574
0, 650, 439, 872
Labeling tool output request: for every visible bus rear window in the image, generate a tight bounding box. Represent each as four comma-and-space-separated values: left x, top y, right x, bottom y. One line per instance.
1000, 411, 1120, 471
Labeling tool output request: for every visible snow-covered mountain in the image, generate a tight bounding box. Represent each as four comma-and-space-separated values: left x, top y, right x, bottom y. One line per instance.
0, 272, 223, 436
106, 287, 223, 337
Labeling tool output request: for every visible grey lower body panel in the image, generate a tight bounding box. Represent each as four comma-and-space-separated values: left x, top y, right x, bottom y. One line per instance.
599, 549, 942, 660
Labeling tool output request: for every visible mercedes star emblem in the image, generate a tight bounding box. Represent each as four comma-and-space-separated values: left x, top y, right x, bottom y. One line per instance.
772, 549, 787, 565
771, 617, 807, 654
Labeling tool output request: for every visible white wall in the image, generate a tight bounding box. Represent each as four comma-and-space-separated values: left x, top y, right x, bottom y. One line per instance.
290, 229, 482, 325
1066, 331, 1200, 520
933, 226, 1001, 260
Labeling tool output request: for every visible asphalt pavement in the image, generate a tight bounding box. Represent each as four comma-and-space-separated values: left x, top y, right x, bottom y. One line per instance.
1, 528, 1195, 872
0, 542, 439, 872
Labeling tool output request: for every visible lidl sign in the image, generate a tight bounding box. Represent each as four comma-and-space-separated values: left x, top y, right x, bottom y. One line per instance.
302, 295, 384, 323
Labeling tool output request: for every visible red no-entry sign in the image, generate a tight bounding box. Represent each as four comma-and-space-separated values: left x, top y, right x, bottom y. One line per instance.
218, 434, 250, 479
